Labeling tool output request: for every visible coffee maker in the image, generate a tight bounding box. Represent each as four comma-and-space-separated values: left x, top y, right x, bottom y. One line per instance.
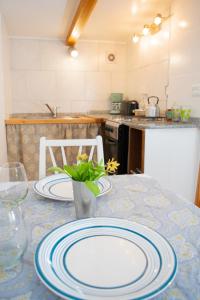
109, 93, 123, 115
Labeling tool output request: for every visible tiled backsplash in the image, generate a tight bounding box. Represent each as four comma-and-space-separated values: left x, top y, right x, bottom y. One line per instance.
9, 0, 200, 117
10, 39, 127, 114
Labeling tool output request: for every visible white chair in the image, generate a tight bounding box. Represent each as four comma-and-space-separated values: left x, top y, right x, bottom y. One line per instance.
39, 135, 104, 179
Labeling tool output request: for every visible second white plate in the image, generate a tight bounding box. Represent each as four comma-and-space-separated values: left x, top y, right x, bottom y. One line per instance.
33, 174, 112, 201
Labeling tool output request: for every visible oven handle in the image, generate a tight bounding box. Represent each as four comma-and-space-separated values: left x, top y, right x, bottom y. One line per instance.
105, 138, 117, 145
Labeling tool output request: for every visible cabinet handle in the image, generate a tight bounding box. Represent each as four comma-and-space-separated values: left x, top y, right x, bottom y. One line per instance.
106, 139, 116, 145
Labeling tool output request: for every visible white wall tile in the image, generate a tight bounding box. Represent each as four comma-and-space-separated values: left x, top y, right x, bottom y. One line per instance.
10, 38, 127, 113
12, 99, 45, 113
71, 101, 88, 113
11, 39, 40, 70
86, 99, 110, 112
111, 72, 127, 96
40, 40, 67, 70
58, 99, 72, 113
85, 72, 111, 102
26, 71, 57, 101
168, 0, 200, 116
168, 73, 200, 117
56, 71, 85, 101
127, 20, 169, 110
11, 71, 28, 100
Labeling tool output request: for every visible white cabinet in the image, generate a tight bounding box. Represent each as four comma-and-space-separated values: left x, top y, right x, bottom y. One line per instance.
128, 127, 200, 202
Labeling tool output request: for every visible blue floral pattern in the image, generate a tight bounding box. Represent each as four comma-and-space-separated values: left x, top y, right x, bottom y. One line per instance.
0, 175, 200, 299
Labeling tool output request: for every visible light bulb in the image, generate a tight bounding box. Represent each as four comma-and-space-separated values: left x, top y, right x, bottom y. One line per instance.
131, 2, 138, 15
132, 34, 139, 43
154, 14, 162, 25
179, 20, 188, 28
143, 25, 150, 36
68, 46, 79, 58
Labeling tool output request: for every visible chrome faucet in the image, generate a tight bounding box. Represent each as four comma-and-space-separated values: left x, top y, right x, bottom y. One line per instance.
45, 104, 58, 118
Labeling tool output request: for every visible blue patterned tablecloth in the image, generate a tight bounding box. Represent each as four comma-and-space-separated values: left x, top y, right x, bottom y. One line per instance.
0, 174, 200, 300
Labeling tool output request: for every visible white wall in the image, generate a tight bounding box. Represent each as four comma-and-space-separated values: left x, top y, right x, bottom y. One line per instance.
10, 38, 127, 113
8, 0, 200, 119
0, 14, 11, 164
126, 20, 170, 113
168, 0, 200, 117
127, 0, 200, 118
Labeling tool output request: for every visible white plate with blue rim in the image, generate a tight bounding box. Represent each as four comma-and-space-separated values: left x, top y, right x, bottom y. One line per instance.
33, 174, 112, 202
34, 217, 177, 300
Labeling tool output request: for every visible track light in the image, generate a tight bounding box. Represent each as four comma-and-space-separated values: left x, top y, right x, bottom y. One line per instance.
68, 46, 79, 58
132, 34, 140, 43
143, 25, 150, 36
154, 14, 162, 25
132, 13, 170, 43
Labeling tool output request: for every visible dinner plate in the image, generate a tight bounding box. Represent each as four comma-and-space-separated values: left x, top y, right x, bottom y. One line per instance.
34, 217, 177, 300
33, 174, 111, 201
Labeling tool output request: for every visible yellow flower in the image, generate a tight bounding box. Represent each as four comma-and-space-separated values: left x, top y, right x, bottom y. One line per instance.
77, 153, 88, 161
106, 158, 120, 173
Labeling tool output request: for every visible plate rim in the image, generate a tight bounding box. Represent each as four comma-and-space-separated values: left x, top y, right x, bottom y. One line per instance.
33, 174, 112, 201
34, 217, 177, 300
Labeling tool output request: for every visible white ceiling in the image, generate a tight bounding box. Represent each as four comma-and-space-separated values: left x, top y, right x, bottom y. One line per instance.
82, 0, 172, 41
0, 0, 79, 38
0, 0, 171, 41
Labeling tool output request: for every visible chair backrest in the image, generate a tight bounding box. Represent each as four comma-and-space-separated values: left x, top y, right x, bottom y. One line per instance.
39, 135, 104, 179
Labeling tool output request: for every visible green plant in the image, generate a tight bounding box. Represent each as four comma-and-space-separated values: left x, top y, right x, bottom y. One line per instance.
49, 154, 119, 196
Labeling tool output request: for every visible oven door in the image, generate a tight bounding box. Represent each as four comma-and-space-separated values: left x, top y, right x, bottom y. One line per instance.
103, 136, 118, 163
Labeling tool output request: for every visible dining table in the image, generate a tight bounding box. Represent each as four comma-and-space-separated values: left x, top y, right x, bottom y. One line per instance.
0, 174, 200, 300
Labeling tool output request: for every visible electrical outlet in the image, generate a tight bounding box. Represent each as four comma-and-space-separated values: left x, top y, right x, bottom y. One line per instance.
192, 84, 200, 97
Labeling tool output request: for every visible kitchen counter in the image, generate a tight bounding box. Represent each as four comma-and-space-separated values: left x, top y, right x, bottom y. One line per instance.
89, 113, 200, 129
123, 118, 199, 130
6, 113, 200, 128
5, 113, 104, 125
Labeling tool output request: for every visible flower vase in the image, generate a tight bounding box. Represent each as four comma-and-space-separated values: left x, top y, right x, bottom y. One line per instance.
72, 180, 96, 219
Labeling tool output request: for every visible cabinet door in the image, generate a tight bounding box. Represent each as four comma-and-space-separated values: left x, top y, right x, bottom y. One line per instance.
128, 128, 145, 174
144, 128, 199, 202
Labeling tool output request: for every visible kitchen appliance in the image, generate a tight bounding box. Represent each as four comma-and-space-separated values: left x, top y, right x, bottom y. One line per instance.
146, 96, 160, 117
110, 102, 121, 115
109, 93, 123, 115
121, 100, 139, 116
103, 120, 129, 174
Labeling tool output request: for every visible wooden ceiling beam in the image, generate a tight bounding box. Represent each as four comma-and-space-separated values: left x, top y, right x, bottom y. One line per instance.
66, 0, 97, 46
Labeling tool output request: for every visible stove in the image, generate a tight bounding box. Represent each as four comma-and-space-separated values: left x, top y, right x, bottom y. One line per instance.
103, 120, 129, 174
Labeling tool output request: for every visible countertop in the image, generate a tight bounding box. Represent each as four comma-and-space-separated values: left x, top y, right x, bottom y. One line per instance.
93, 114, 200, 129
1, 175, 200, 299
122, 118, 199, 130
5, 113, 104, 125
5, 113, 200, 129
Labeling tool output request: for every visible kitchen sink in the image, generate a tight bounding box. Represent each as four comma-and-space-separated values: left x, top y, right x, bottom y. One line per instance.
12, 114, 85, 119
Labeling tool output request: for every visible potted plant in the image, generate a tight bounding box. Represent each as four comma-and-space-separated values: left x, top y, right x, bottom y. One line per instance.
50, 154, 119, 219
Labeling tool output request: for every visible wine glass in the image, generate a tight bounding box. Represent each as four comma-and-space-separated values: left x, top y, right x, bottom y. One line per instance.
0, 162, 28, 205
0, 162, 28, 270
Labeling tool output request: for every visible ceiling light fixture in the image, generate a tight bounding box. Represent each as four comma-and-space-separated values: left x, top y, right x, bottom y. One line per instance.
132, 34, 140, 43
143, 25, 150, 36
178, 20, 188, 28
132, 13, 170, 44
154, 13, 162, 25
68, 46, 79, 58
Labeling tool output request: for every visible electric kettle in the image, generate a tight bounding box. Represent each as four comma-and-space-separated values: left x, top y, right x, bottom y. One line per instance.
146, 96, 160, 117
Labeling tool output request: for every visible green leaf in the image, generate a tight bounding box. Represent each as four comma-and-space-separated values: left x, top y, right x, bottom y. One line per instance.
85, 181, 100, 196
48, 166, 66, 174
